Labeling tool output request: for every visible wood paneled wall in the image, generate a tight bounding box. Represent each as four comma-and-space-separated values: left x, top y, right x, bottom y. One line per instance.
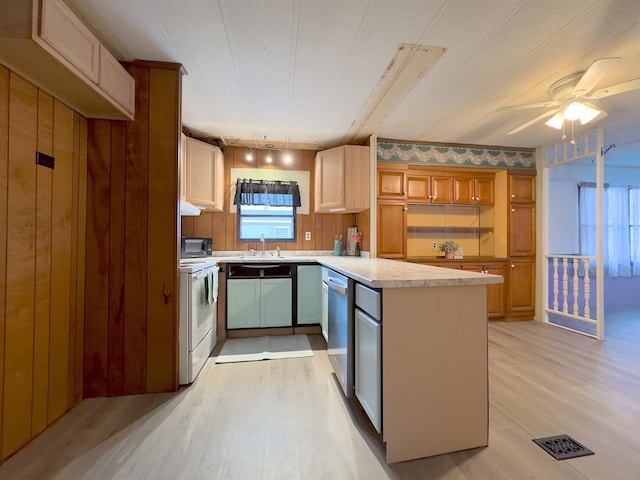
181, 146, 371, 252
0, 66, 86, 461
83, 61, 182, 398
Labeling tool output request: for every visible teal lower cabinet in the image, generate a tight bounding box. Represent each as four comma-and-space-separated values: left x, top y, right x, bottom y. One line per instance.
227, 279, 261, 329
260, 278, 293, 327
296, 265, 322, 325
227, 277, 292, 329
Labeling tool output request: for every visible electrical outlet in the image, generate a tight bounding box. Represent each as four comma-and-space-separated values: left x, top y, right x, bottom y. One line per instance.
305, 231, 311, 241
432, 242, 437, 249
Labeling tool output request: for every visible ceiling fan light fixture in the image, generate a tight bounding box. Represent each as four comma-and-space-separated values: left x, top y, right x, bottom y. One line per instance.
545, 111, 565, 129
564, 101, 587, 121
579, 104, 601, 124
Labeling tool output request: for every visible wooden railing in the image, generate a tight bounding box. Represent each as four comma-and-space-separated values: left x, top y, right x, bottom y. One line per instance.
546, 254, 597, 325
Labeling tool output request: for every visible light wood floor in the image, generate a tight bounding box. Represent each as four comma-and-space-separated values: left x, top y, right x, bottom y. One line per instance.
2, 314, 640, 480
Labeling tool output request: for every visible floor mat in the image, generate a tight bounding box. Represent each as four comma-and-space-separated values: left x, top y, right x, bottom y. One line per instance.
215, 334, 313, 364
532, 434, 595, 460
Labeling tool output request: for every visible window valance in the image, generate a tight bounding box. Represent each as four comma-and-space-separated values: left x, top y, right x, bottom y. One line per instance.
233, 178, 302, 207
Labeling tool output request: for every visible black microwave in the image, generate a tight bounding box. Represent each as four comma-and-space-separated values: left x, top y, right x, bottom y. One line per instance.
181, 237, 213, 258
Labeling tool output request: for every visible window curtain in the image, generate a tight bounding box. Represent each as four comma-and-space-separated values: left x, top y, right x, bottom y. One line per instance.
630, 188, 640, 276
579, 185, 597, 256
233, 179, 302, 207
579, 184, 634, 278
606, 187, 631, 277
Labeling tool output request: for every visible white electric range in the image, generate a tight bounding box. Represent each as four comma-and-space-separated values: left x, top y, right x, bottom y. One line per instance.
179, 257, 219, 384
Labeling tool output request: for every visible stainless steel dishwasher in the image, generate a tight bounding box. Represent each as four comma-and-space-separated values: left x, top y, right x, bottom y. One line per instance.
324, 267, 354, 397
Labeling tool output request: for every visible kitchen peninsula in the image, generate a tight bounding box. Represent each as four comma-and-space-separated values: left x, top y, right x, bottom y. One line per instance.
217, 255, 502, 462
320, 257, 499, 462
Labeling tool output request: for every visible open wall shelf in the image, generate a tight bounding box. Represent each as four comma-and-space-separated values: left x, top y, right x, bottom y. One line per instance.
407, 226, 493, 234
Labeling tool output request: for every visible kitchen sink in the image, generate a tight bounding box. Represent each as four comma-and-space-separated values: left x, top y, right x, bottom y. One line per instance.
232, 255, 288, 260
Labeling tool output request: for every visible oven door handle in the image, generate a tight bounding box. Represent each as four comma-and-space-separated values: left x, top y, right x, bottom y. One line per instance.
327, 277, 347, 294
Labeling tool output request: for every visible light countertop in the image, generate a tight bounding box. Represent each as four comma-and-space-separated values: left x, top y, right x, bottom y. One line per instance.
316, 257, 503, 288
211, 253, 503, 289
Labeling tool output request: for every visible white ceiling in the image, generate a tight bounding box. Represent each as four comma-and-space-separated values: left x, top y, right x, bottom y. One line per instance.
65, 0, 640, 155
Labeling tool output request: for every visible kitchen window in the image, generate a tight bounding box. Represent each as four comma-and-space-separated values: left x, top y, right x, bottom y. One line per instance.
234, 178, 301, 241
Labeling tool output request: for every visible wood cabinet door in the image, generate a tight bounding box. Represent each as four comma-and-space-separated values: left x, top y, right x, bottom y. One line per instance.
180, 133, 187, 201
507, 258, 535, 316
185, 137, 224, 211
406, 173, 431, 203
484, 263, 506, 319
315, 148, 345, 210
509, 174, 536, 203
377, 201, 406, 259
40, 0, 100, 82
430, 175, 453, 204
460, 263, 504, 319
474, 175, 495, 205
98, 45, 135, 115
509, 204, 536, 256
453, 176, 474, 204
377, 164, 407, 199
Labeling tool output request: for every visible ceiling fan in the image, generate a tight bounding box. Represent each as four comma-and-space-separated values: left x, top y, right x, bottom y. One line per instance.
501, 58, 640, 137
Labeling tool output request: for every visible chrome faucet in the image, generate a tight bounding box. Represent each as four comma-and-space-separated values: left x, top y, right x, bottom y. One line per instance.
260, 234, 265, 257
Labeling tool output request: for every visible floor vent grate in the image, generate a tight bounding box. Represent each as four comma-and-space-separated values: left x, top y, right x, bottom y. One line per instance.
532, 434, 594, 460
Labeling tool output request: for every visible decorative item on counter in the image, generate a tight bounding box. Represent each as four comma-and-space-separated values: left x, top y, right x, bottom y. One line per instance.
439, 240, 460, 259
354, 231, 362, 256
454, 246, 463, 259
346, 226, 358, 255
333, 234, 343, 256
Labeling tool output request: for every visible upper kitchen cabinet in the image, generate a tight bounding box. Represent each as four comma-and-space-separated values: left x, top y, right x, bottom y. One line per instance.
0, 0, 135, 120
379, 164, 454, 204
407, 168, 453, 204
315, 145, 370, 213
184, 136, 224, 212
452, 173, 495, 205
377, 163, 407, 200
509, 173, 536, 203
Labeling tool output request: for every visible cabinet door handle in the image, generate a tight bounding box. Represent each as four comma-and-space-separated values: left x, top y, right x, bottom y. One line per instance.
404, 206, 407, 211
511, 194, 515, 198
511, 264, 515, 268
511, 208, 515, 212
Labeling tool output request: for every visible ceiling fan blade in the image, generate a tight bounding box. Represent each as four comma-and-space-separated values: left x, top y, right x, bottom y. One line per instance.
573, 57, 620, 96
497, 100, 561, 112
586, 78, 640, 99
507, 108, 561, 135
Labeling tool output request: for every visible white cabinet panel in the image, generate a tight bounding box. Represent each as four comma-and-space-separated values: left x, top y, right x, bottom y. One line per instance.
355, 308, 382, 433
297, 265, 322, 325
